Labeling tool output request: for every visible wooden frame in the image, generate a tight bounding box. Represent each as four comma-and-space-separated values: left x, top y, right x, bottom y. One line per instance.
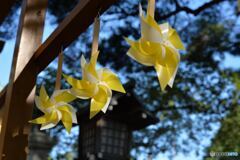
0, 0, 48, 159
0, 0, 118, 159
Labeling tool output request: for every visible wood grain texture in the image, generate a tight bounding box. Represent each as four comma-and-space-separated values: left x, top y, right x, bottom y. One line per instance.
34, 0, 118, 72
0, 0, 118, 110
0, 0, 118, 159
0, 0, 47, 159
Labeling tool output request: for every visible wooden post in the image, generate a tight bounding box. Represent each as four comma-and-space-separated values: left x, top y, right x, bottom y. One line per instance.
0, 109, 2, 133
0, 0, 47, 159
0, 0, 117, 158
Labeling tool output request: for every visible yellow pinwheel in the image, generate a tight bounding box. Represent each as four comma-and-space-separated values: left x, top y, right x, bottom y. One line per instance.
29, 85, 77, 133
64, 17, 125, 119
64, 51, 125, 119
125, 2, 185, 91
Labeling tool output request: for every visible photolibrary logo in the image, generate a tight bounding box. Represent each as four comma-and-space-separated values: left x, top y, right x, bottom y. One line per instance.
209, 151, 238, 157
210, 152, 215, 157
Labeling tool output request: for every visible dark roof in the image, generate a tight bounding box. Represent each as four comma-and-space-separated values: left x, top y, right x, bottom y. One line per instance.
77, 84, 159, 131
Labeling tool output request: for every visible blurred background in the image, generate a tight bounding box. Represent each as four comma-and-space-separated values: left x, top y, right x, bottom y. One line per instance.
0, 0, 239, 159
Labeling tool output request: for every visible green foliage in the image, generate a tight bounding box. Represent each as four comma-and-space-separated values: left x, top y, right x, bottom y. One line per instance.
205, 73, 240, 160
210, 106, 240, 152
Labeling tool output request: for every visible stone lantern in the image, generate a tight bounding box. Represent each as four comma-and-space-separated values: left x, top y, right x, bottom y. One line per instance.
28, 128, 56, 160
77, 83, 159, 160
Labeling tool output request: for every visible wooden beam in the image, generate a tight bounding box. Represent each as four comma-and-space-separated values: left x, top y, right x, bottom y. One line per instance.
0, 108, 2, 133
0, 0, 118, 110
0, 87, 6, 134
0, 1, 17, 25
0, 86, 7, 109
0, 0, 47, 159
34, 0, 118, 72
0, 0, 118, 158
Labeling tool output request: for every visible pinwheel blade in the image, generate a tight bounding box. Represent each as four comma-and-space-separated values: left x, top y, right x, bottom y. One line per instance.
101, 68, 126, 93
60, 110, 73, 133
89, 86, 112, 119
53, 89, 76, 103
168, 27, 185, 50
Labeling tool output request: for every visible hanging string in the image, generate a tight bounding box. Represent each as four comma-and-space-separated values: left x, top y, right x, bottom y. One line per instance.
91, 17, 100, 55
55, 49, 64, 90
147, 0, 155, 18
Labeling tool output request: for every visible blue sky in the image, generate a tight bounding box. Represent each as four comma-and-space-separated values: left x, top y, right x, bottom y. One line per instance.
0, 1, 240, 160
0, 12, 57, 89
1, 0, 240, 89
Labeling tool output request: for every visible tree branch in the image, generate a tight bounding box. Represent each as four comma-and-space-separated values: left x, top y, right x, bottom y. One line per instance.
156, 0, 229, 21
